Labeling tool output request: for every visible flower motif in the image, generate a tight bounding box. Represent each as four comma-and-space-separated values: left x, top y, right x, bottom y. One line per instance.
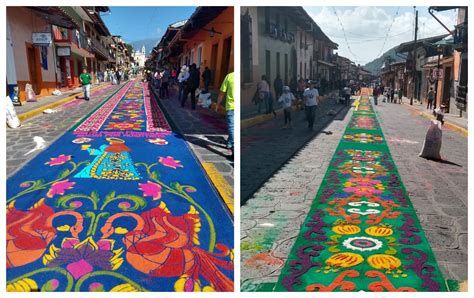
174, 275, 216, 292
342, 236, 383, 252
159, 156, 184, 169
45, 154, 71, 166
20, 182, 32, 188
106, 122, 141, 130
138, 181, 162, 200
147, 138, 168, 145
46, 180, 76, 198
43, 237, 124, 280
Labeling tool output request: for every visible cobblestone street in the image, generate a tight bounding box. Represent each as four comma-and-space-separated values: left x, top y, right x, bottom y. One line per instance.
241, 95, 349, 202
241, 96, 467, 291
7, 83, 125, 176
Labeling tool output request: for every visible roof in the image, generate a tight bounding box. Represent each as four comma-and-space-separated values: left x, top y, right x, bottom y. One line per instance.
84, 7, 111, 36
396, 34, 449, 53
180, 7, 228, 39
28, 7, 79, 29
291, 7, 338, 48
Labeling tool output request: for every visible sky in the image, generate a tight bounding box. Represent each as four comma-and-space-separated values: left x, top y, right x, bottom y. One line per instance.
304, 6, 458, 65
101, 6, 197, 43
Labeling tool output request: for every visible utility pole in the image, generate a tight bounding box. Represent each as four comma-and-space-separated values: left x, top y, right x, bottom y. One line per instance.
410, 8, 418, 105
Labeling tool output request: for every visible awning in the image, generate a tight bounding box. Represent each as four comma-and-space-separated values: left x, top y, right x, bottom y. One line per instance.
55, 42, 95, 58
28, 7, 79, 29
318, 60, 335, 67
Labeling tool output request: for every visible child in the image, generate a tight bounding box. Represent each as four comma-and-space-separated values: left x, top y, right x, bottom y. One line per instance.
278, 86, 295, 128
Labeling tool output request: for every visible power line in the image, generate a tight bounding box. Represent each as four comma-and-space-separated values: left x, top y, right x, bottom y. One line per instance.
332, 7, 360, 63
376, 7, 400, 58
329, 29, 412, 43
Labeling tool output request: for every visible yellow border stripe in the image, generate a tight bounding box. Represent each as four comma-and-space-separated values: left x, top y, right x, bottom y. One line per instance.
202, 162, 234, 215
18, 84, 109, 122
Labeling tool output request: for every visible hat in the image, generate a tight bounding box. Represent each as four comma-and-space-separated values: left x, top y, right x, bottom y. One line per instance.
283, 86, 290, 91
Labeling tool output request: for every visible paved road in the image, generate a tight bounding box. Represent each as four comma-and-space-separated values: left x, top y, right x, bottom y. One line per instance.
241, 96, 349, 203
241, 96, 467, 291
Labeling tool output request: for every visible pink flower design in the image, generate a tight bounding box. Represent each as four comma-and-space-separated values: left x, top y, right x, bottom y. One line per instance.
343, 186, 383, 196
45, 154, 72, 166
138, 181, 162, 200
159, 156, 184, 169
47, 180, 76, 198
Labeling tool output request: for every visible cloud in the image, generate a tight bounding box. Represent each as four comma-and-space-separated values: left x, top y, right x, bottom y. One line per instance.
306, 6, 457, 65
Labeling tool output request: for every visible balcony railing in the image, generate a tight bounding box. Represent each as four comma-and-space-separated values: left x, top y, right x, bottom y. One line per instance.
90, 38, 109, 58
266, 23, 295, 43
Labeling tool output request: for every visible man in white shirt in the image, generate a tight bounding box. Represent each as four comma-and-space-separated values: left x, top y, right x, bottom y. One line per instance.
303, 80, 320, 131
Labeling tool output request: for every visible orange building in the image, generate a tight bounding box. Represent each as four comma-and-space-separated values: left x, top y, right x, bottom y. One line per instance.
160, 7, 234, 91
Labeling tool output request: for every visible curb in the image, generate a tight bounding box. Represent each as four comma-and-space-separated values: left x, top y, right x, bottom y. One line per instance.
18, 84, 108, 122
149, 85, 234, 215
241, 94, 337, 129
404, 103, 468, 137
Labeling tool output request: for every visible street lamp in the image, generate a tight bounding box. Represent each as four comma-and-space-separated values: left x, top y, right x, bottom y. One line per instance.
433, 44, 443, 110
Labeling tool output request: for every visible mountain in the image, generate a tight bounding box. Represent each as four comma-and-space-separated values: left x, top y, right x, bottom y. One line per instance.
129, 38, 160, 55
363, 46, 406, 75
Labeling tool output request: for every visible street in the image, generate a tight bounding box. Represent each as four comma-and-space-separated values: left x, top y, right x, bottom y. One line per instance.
6, 79, 234, 292
241, 91, 467, 291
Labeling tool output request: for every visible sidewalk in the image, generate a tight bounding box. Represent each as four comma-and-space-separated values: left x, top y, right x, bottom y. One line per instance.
149, 85, 234, 214
242, 90, 340, 128
241, 93, 350, 203
14, 82, 112, 121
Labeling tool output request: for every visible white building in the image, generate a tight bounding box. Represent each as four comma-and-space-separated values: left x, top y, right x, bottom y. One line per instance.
132, 45, 146, 68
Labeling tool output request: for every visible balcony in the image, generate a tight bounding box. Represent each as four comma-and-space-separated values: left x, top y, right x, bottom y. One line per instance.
90, 38, 109, 60
266, 23, 295, 43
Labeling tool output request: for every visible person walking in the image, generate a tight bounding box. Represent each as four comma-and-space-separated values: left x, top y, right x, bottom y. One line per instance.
274, 74, 284, 103
178, 65, 189, 102
216, 71, 234, 158
278, 86, 295, 129
115, 69, 122, 85
419, 108, 444, 160
303, 80, 319, 131
79, 68, 92, 101
154, 69, 161, 93
427, 87, 435, 110
182, 63, 200, 110
202, 66, 212, 93
390, 88, 395, 103
398, 87, 403, 104
344, 85, 352, 106
256, 75, 270, 114
160, 67, 170, 98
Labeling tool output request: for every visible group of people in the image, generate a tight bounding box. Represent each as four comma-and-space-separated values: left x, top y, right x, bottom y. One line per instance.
79, 67, 129, 101
255, 76, 322, 131
372, 85, 403, 104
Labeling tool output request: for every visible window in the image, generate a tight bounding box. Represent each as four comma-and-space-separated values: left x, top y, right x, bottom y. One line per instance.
265, 7, 270, 33
276, 52, 280, 76
241, 12, 253, 83
197, 47, 202, 67
266, 50, 271, 80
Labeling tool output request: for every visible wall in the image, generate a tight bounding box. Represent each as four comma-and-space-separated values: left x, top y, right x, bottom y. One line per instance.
182, 7, 234, 90
8, 7, 58, 100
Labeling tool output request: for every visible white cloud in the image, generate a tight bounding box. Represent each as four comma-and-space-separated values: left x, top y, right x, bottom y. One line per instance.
306, 7, 457, 65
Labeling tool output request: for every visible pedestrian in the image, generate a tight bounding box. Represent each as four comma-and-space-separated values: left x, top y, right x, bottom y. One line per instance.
202, 66, 212, 93
303, 80, 319, 131
104, 69, 108, 82
274, 74, 284, 103
79, 68, 92, 101
160, 67, 170, 98
171, 68, 177, 86
216, 71, 234, 158
178, 65, 189, 103
116, 69, 121, 85
297, 78, 306, 110
256, 75, 270, 114
182, 63, 200, 110
344, 85, 351, 106
373, 86, 379, 105
278, 86, 295, 129
390, 88, 395, 103
398, 87, 403, 104
427, 87, 435, 110
154, 69, 161, 93
419, 108, 444, 160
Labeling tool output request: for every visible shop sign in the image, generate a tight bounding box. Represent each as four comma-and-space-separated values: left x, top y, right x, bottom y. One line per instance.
32, 32, 52, 46
57, 46, 71, 57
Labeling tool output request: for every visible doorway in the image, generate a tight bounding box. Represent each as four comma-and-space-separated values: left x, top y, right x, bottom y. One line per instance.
26, 45, 41, 94
442, 66, 452, 113
210, 43, 219, 85
221, 36, 232, 83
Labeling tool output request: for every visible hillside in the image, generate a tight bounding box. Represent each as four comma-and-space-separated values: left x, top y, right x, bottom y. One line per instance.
363, 46, 406, 75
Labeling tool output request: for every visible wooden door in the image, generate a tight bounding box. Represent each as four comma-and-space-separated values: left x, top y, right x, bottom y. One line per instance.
27, 46, 40, 94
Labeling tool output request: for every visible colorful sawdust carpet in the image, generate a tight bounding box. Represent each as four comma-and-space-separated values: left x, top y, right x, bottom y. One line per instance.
7, 80, 234, 292
275, 89, 446, 292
